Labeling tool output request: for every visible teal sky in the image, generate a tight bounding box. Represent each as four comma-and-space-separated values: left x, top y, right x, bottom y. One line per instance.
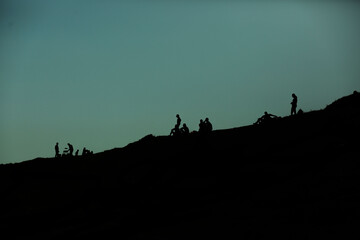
1, 0, 360, 163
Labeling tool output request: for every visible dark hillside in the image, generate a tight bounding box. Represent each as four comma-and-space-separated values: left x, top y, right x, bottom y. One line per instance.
1, 92, 360, 239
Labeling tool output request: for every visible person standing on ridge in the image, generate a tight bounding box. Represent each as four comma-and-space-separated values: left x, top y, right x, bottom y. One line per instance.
55, 142, 60, 157
176, 114, 181, 128
204, 118, 213, 132
291, 93, 298, 116
198, 119, 205, 133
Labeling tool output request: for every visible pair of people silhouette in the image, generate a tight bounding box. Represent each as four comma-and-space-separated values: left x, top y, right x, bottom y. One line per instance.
254, 93, 298, 125
199, 118, 212, 134
170, 114, 189, 136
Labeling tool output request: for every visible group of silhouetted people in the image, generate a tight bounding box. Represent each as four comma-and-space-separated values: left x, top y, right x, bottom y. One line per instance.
170, 94, 299, 131
170, 114, 212, 136
170, 94, 297, 133
254, 93, 300, 125
55, 142, 93, 158
53, 93, 300, 157
170, 114, 190, 136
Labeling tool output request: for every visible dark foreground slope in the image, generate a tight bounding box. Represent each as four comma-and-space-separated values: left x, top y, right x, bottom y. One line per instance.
1, 92, 360, 239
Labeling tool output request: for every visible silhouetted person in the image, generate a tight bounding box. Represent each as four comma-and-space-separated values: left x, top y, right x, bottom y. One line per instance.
68, 143, 74, 156
170, 124, 180, 136
55, 142, 60, 158
254, 111, 278, 125
291, 93, 298, 116
176, 114, 181, 128
170, 114, 182, 136
204, 118, 213, 132
75, 149, 79, 156
180, 123, 189, 135
199, 119, 205, 133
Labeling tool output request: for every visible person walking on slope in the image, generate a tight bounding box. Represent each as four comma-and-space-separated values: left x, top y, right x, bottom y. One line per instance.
291, 93, 298, 116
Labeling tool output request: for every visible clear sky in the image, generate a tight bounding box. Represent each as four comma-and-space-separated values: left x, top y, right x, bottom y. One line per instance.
1, 0, 360, 163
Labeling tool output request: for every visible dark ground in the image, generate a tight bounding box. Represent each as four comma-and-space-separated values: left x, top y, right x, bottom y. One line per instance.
1, 92, 360, 239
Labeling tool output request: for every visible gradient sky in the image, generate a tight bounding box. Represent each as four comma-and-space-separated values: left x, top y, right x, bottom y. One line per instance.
1, 0, 360, 163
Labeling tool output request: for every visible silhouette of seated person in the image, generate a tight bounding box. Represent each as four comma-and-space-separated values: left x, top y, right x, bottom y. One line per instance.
254, 111, 278, 125
170, 124, 181, 136
68, 143, 74, 156
82, 147, 92, 156
180, 123, 189, 135
170, 114, 182, 136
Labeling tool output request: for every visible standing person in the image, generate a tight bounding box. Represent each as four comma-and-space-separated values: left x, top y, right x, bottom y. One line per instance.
55, 142, 60, 157
204, 118, 213, 132
291, 93, 298, 116
199, 119, 205, 133
176, 114, 181, 128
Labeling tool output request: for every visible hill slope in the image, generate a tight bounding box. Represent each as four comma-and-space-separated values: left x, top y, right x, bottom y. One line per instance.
1, 92, 360, 239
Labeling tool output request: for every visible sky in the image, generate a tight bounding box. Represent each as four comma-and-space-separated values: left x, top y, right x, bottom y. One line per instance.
1, 0, 360, 163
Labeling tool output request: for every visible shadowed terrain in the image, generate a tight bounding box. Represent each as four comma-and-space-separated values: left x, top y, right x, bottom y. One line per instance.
1, 92, 360, 239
